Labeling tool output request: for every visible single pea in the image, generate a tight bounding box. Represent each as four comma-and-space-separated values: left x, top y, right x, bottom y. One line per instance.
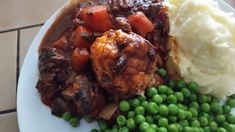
104, 129, 111, 132
190, 102, 199, 109
169, 116, 177, 123
158, 127, 167, 132
126, 118, 136, 130
139, 122, 150, 132
168, 124, 179, 132
223, 105, 231, 114
91, 129, 99, 132
215, 115, 225, 124
111, 128, 118, 132
84, 116, 93, 123
153, 115, 162, 120
138, 95, 146, 102
226, 114, 235, 124
160, 94, 167, 102
119, 127, 129, 132
147, 87, 158, 98
198, 116, 208, 127
187, 81, 199, 92
216, 127, 227, 132
62, 112, 71, 121
119, 100, 130, 112
135, 106, 145, 115
167, 95, 178, 104
210, 102, 221, 113
158, 68, 167, 77
230, 94, 235, 99
69, 117, 80, 127
224, 124, 235, 132
152, 94, 163, 104
189, 93, 197, 101
158, 118, 168, 127
159, 105, 169, 116
135, 115, 145, 124
198, 95, 208, 103
191, 119, 200, 127
146, 128, 155, 132
168, 80, 176, 88
168, 104, 179, 115
209, 121, 218, 131
183, 126, 193, 132
226, 98, 235, 108
158, 85, 169, 94
98, 120, 107, 131
130, 98, 140, 109
127, 111, 135, 119
177, 103, 187, 110
181, 88, 191, 98
217, 107, 224, 114
201, 113, 209, 120
146, 115, 154, 124
178, 109, 187, 120
175, 92, 184, 102
141, 101, 148, 109
150, 124, 158, 130
167, 89, 174, 96
206, 94, 212, 102
201, 103, 210, 112
117, 115, 126, 126
179, 120, 189, 127
146, 102, 158, 114
176, 80, 186, 89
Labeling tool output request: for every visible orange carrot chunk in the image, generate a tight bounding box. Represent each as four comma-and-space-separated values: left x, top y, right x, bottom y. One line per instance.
82, 5, 112, 32
128, 12, 154, 37
71, 48, 90, 72
70, 26, 91, 49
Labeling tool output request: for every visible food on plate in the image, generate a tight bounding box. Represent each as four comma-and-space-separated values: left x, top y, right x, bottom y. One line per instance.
167, 0, 235, 98
90, 30, 157, 99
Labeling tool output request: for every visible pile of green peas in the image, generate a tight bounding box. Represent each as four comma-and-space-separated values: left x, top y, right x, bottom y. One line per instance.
92, 68, 235, 132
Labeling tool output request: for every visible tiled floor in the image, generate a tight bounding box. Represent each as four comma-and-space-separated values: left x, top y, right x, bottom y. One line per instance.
0, 0, 234, 132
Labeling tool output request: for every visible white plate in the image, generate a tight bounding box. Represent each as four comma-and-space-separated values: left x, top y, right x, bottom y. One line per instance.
17, 0, 235, 132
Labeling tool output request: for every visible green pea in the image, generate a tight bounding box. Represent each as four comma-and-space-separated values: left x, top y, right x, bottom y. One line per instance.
183, 126, 193, 132
158, 127, 167, 132
210, 102, 221, 113
168, 124, 179, 132
159, 105, 169, 116
186, 111, 193, 120
139, 122, 150, 132
152, 94, 163, 104
216, 127, 227, 132
198, 95, 208, 103
111, 128, 118, 132
190, 102, 199, 109
199, 116, 208, 127
154, 115, 162, 121
138, 95, 146, 102
158, 118, 168, 127
215, 115, 225, 124
160, 94, 167, 102
168, 104, 179, 115
130, 99, 140, 109
224, 124, 235, 132
91, 129, 99, 132
98, 120, 108, 131
178, 109, 187, 120
179, 120, 189, 127
187, 81, 199, 92
135, 115, 145, 124
147, 87, 158, 98
158, 68, 167, 77
146, 115, 154, 124
181, 88, 191, 98
169, 116, 177, 123
104, 129, 111, 132
127, 111, 135, 119
84, 116, 93, 123
201, 113, 209, 120
168, 80, 176, 88
177, 103, 187, 110
226, 98, 235, 108
201, 103, 210, 112
175, 92, 184, 102
226, 114, 235, 124
141, 101, 148, 109
62, 112, 71, 121
167, 89, 174, 96
191, 119, 200, 127
204, 127, 210, 132
158, 85, 169, 94
167, 95, 177, 104
223, 105, 231, 114
117, 115, 126, 126
209, 121, 218, 131
119, 127, 129, 132
126, 118, 136, 130
135, 106, 145, 115
150, 124, 158, 130
146, 128, 155, 132
189, 93, 197, 101
230, 94, 235, 99
177, 80, 186, 89
119, 100, 130, 112
69, 117, 80, 127
146, 102, 158, 114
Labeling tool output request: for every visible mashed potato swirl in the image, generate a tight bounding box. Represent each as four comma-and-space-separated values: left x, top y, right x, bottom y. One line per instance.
168, 0, 235, 98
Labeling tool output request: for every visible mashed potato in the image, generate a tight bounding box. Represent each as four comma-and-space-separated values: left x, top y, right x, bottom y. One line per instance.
167, 0, 235, 98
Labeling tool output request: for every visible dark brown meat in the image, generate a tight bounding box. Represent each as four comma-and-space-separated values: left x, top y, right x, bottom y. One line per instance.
62, 75, 106, 118
90, 30, 158, 100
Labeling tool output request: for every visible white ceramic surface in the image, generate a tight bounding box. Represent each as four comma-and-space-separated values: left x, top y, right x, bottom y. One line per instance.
17, 0, 235, 132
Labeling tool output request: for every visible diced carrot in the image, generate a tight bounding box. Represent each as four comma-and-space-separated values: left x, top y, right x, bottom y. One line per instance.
70, 26, 91, 49
52, 35, 67, 49
128, 12, 154, 37
81, 5, 112, 32
71, 48, 90, 72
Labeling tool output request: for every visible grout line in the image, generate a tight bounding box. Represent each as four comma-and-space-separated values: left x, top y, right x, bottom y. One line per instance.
16, 30, 20, 90
0, 109, 16, 115
0, 23, 44, 34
